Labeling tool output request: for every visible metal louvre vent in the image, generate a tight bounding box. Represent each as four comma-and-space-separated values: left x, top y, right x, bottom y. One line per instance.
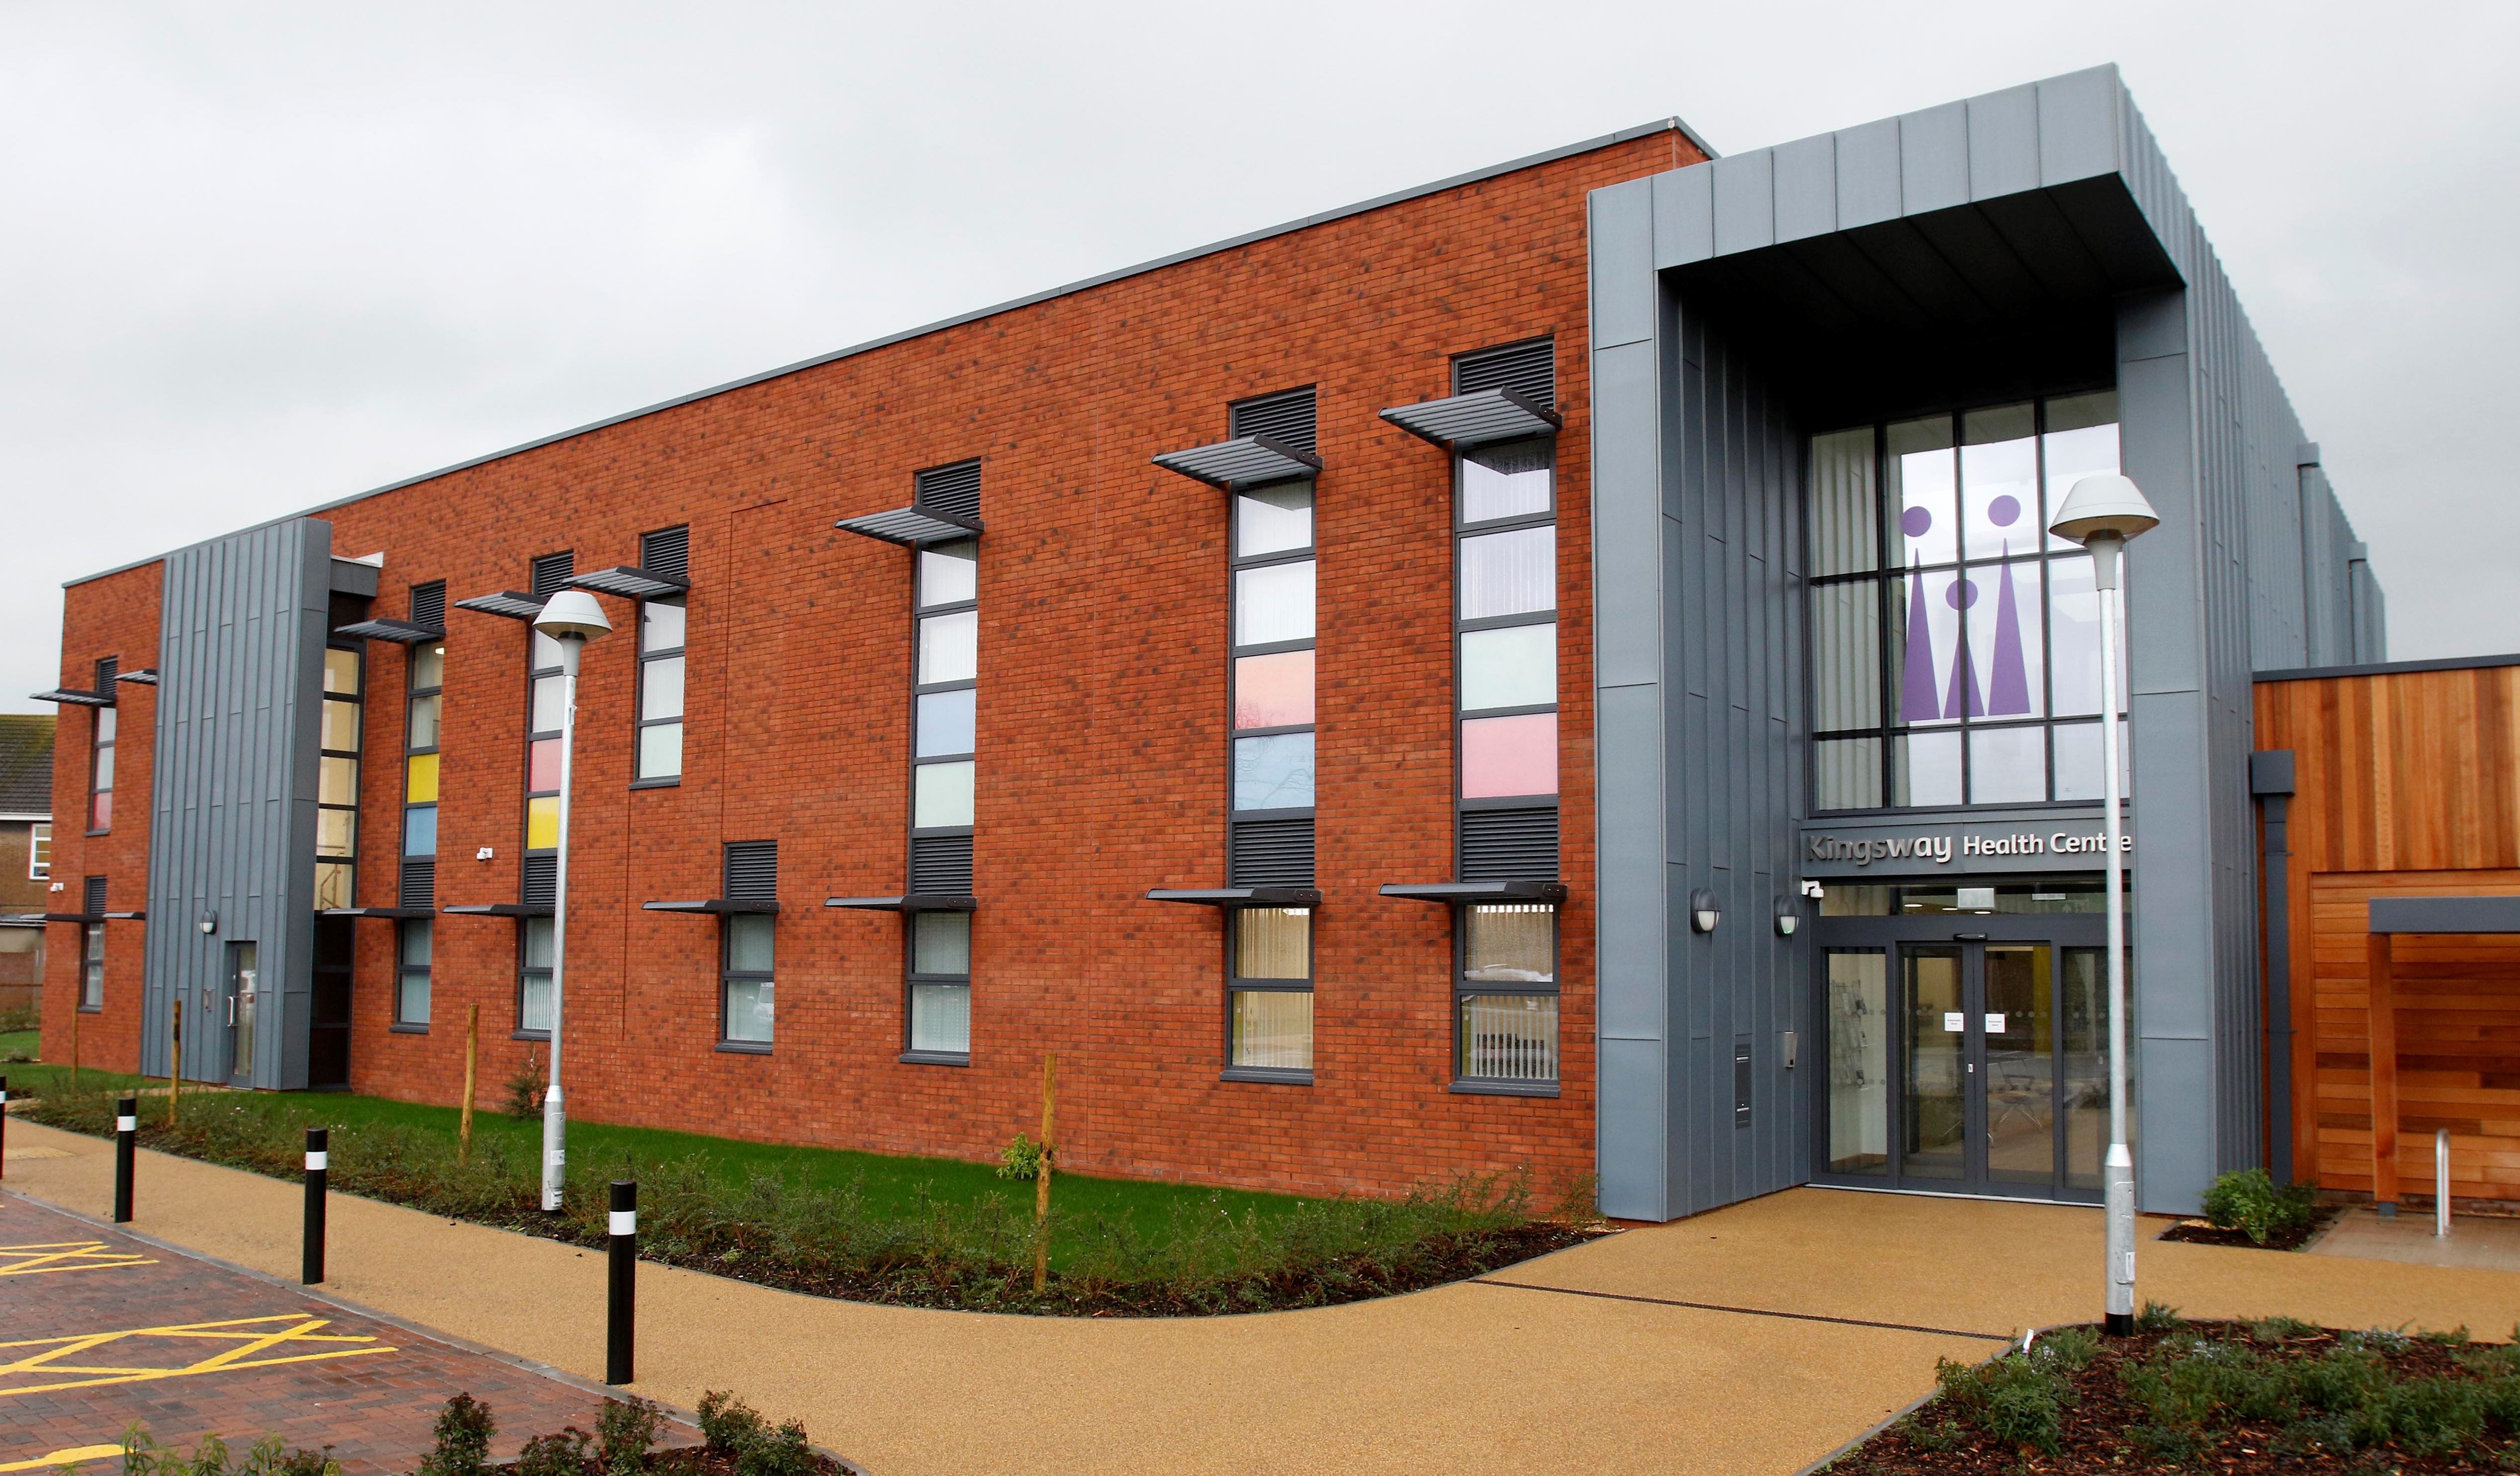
1230, 819, 1316, 888
84, 876, 107, 914
640, 527, 690, 579
1453, 340, 1555, 408
530, 553, 575, 597
724, 840, 778, 902
1230, 389, 1318, 456
915, 461, 984, 523
912, 834, 974, 895
411, 581, 447, 631
1459, 807, 1559, 882
400, 858, 436, 909
522, 853, 557, 909
95, 656, 118, 690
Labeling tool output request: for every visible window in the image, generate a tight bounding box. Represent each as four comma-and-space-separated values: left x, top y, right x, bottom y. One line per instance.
526, 628, 565, 853
723, 913, 775, 1046
914, 540, 978, 828
1457, 439, 1557, 803
397, 919, 432, 1026
28, 822, 48, 881
519, 915, 554, 1034
636, 527, 687, 784
1230, 483, 1317, 817
404, 631, 443, 909
315, 646, 363, 910
87, 664, 116, 832
1457, 903, 1558, 1084
906, 911, 970, 1058
1808, 392, 2130, 810
1228, 907, 1312, 1076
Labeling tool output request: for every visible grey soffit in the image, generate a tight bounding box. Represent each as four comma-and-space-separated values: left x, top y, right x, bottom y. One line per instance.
452, 590, 546, 621
441, 902, 553, 917
30, 688, 112, 708
825, 894, 979, 912
1378, 389, 1564, 451
68, 116, 1710, 592
322, 906, 435, 920
2369, 896, 2520, 935
834, 507, 985, 548
569, 566, 692, 600
1378, 880, 1569, 904
1151, 435, 1323, 491
1144, 887, 1325, 908
642, 899, 781, 914
333, 617, 446, 644
114, 668, 159, 686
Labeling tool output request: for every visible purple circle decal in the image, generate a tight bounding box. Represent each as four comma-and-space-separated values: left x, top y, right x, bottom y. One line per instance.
1901, 505, 1933, 538
1988, 494, 2020, 527
1945, 577, 1978, 610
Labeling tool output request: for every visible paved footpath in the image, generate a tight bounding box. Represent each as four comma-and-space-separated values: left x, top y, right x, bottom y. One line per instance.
0, 1193, 649, 1476
7, 1116, 2518, 1476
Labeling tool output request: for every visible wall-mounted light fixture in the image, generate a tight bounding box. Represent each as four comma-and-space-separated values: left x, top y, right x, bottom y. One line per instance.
197, 909, 218, 935
1689, 889, 1721, 934
1774, 897, 1800, 937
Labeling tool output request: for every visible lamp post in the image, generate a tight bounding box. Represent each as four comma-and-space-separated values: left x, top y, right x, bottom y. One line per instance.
530, 589, 612, 1212
2048, 473, 2158, 1336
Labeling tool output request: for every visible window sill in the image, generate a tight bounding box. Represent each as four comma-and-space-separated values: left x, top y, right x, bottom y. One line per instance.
629, 777, 681, 791
77, 1004, 103, 1014
85, 830, 109, 839
899, 1050, 971, 1067
1221, 1066, 1314, 1086
389, 1023, 429, 1035
1449, 1080, 1560, 1098
510, 1030, 549, 1042
715, 1040, 773, 1055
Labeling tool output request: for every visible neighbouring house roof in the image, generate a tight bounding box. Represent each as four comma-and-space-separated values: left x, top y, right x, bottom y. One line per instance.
0, 714, 54, 817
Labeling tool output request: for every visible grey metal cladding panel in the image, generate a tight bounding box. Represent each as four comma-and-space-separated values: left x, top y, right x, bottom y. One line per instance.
1711, 152, 1776, 258
1649, 167, 1714, 271
1898, 102, 1970, 216
1595, 685, 1667, 1042
2140, 1036, 2217, 1215
1771, 134, 1837, 244
2118, 346, 2202, 696
2131, 691, 2214, 1042
1593, 342, 1663, 687
1966, 84, 2042, 202
1590, 180, 1659, 347
1835, 118, 1902, 229
1598, 1037, 1671, 1221
2037, 67, 2124, 186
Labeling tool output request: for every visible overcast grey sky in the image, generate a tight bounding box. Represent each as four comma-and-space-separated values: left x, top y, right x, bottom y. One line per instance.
5, 1, 2513, 713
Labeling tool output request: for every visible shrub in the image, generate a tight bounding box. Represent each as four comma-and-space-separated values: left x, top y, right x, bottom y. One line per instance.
595, 1398, 663, 1476
694, 1393, 816, 1476
119, 1428, 339, 1476
1932, 1341, 2084, 1454
503, 1055, 545, 1121
696, 1392, 765, 1456
512, 1430, 589, 1476
419, 1394, 496, 1476
994, 1132, 1052, 1181
2199, 1168, 2317, 1243
2134, 1300, 2184, 1333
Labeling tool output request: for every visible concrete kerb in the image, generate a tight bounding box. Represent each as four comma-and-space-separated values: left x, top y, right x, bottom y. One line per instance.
1, 1186, 875, 1476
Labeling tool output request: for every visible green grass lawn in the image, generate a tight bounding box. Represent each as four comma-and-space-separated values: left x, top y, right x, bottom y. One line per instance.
0, 1028, 147, 1098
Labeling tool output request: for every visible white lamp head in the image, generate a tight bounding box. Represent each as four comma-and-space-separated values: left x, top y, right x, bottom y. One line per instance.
533, 589, 613, 642
2048, 475, 2160, 546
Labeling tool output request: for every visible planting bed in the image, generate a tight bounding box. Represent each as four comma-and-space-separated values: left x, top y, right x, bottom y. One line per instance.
1830, 1316, 2520, 1474
2155, 1205, 2341, 1251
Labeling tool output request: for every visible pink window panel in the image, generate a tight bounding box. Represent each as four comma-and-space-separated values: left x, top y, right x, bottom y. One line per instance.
1461, 713, 1557, 799
528, 737, 562, 792
1233, 651, 1315, 731
89, 791, 111, 830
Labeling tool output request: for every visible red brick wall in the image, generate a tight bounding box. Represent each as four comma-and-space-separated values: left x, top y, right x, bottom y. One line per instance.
51, 130, 1703, 1199
39, 564, 161, 1074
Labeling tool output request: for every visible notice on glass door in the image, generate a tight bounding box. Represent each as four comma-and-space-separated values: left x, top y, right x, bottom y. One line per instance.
1943, 1011, 1965, 1032
1985, 1013, 2007, 1033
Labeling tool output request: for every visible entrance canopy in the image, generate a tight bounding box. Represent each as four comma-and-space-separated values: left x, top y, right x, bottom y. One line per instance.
2369, 896, 2520, 933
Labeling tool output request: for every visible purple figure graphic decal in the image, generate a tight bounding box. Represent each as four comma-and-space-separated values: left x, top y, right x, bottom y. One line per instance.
1942, 576, 1984, 719
1983, 494, 2033, 716
1900, 506, 1941, 723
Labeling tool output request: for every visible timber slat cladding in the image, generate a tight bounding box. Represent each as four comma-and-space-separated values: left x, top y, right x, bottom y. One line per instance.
2257, 664, 2520, 1202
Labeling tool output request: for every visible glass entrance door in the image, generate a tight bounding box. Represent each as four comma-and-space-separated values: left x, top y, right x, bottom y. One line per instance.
225, 941, 258, 1086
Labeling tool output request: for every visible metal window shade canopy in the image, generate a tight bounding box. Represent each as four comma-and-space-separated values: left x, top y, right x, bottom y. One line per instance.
451, 590, 547, 621
569, 566, 692, 600
1145, 887, 1323, 908
333, 616, 446, 644
40, 909, 148, 922
322, 905, 437, 920
440, 902, 554, 917
1151, 435, 1323, 490
642, 898, 781, 914
2369, 896, 2520, 933
1378, 880, 1568, 904
30, 687, 113, 708
825, 894, 979, 912
834, 506, 984, 548
114, 668, 160, 686
1378, 389, 1562, 451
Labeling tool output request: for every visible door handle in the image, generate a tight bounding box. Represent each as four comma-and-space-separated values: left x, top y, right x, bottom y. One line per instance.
227, 995, 237, 1025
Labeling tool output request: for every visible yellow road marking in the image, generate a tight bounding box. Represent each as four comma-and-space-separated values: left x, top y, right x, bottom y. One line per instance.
0, 1242, 157, 1278
0, 1446, 123, 1473
0, 1315, 393, 1397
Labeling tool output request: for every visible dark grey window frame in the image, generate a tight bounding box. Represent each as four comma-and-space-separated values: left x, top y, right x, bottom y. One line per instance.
514, 914, 551, 1041
85, 659, 116, 835
315, 640, 365, 912
1222, 905, 1315, 1085
632, 525, 689, 790
902, 464, 981, 1062
1453, 437, 1560, 813
1450, 901, 1563, 1095
1226, 479, 1318, 826
393, 916, 431, 1031
1805, 391, 2119, 815
404, 632, 442, 884
902, 910, 973, 1066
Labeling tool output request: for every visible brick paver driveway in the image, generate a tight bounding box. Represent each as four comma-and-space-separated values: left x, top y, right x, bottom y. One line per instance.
0, 1194, 630, 1476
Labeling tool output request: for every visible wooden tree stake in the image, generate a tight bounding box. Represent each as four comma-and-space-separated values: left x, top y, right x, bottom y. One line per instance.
459, 1003, 480, 1162
1033, 1051, 1058, 1294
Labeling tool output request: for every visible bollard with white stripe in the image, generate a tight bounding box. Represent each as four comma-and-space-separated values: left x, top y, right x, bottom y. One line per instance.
303, 1127, 329, 1285
606, 1179, 636, 1385
113, 1096, 137, 1223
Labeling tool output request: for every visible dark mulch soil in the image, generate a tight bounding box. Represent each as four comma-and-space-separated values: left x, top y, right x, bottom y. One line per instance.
494, 1451, 850, 1476
2155, 1204, 2342, 1251
1829, 1322, 2520, 1474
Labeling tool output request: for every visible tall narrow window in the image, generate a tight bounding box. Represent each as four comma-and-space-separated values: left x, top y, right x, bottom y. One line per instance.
720, 839, 776, 1048
636, 526, 687, 784
397, 604, 442, 1030
1457, 902, 1558, 1084
315, 645, 363, 910
79, 876, 106, 1010
87, 659, 117, 833
397, 919, 432, 1027
28, 822, 50, 880
520, 553, 571, 1033
519, 916, 553, 1034
906, 911, 970, 1059
905, 461, 981, 1059
1228, 906, 1313, 1075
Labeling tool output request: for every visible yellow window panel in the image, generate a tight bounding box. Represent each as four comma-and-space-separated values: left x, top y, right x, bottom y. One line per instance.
407, 752, 440, 804
526, 796, 560, 850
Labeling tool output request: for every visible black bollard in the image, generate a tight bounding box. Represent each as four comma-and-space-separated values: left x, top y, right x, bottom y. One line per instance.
303, 1127, 329, 1285
606, 1179, 636, 1385
113, 1095, 137, 1223
1, 1074, 9, 1183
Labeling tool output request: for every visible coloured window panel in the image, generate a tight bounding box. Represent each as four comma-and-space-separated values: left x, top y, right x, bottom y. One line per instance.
1233, 561, 1315, 647
1459, 439, 1552, 524
1457, 527, 1554, 620
917, 689, 977, 757
1234, 484, 1314, 559
1230, 989, 1313, 1071
528, 738, 562, 791
919, 611, 979, 684
1458, 624, 1555, 712
641, 655, 685, 721
909, 984, 971, 1054
405, 752, 440, 804
919, 542, 977, 608
637, 722, 683, 781
525, 795, 560, 849
403, 805, 438, 857
1232, 732, 1314, 812
1232, 650, 1315, 730
912, 911, 971, 975
1234, 907, 1310, 981
1460, 713, 1556, 799
914, 760, 975, 828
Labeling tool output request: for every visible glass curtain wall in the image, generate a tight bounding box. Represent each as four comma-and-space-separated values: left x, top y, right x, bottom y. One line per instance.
315, 647, 363, 909
1809, 392, 2129, 810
